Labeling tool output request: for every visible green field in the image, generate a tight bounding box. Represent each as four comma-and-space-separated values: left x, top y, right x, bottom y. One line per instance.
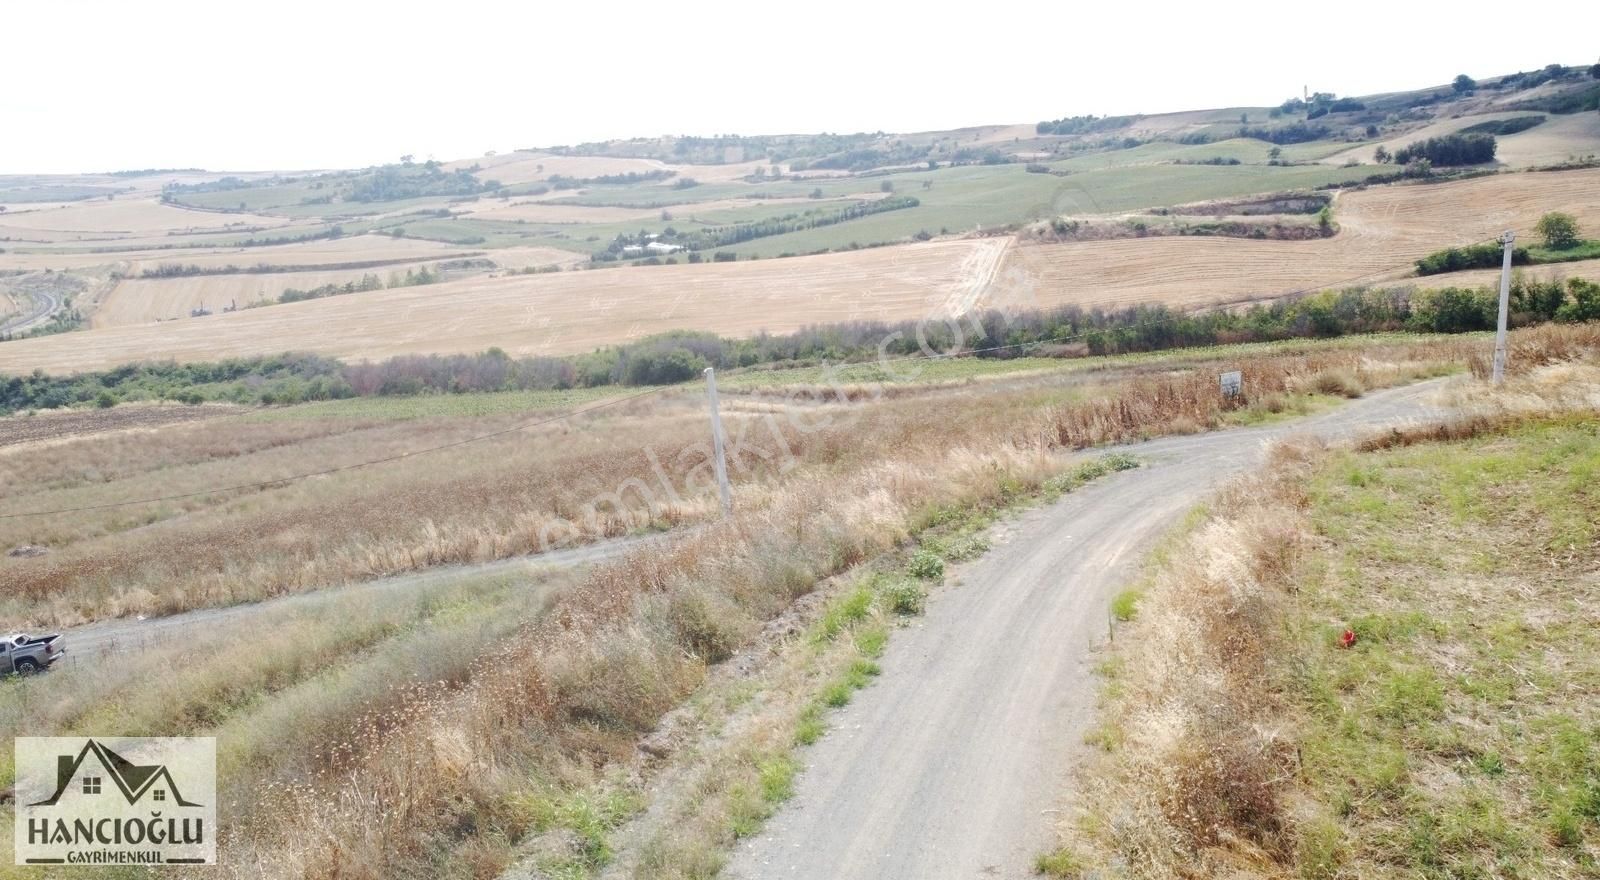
126, 130, 1405, 264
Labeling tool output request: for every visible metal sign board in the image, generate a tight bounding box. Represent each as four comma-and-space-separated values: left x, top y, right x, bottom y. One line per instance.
1219, 370, 1242, 397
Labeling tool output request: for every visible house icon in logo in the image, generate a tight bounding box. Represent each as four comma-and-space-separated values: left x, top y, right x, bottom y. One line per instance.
28, 739, 201, 808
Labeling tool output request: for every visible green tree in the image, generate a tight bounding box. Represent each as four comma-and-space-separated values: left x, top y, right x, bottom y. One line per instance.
1557, 278, 1600, 322
1535, 211, 1581, 249
1452, 74, 1476, 93
1374, 145, 1391, 164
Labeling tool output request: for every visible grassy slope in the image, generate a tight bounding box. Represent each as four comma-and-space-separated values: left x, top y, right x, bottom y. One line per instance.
1292, 416, 1600, 877
1051, 376, 1600, 879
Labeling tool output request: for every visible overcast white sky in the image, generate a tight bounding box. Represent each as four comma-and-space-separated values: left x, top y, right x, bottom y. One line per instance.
3, 0, 1597, 174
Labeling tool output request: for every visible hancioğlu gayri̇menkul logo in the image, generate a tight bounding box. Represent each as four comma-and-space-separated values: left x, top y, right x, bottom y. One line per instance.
14, 737, 216, 866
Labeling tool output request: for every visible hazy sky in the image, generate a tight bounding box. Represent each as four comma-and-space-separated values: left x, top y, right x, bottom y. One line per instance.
4, 1, 1597, 174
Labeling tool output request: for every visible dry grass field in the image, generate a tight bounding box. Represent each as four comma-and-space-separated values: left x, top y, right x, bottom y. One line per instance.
1323, 111, 1600, 168
90, 265, 445, 327
0, 238, 1004, 373
0, 332, 1494, 879
1494, 111, 1600, 166
996, 167, 1600, 310
0, 198, 290, 242
0, 230, 470, 273
1374, 257, 1600, 292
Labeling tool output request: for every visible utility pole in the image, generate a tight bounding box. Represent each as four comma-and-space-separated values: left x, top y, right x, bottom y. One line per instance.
703, 367, 733, 517
1492, 230, 1515, 385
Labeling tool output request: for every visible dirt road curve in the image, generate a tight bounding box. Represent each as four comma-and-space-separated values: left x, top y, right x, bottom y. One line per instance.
0, 289, 62, 335
726, 380, 1451, 880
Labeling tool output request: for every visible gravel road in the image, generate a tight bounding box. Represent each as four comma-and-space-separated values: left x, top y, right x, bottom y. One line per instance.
725, 379, 1451, 880
0, 288, 62, 335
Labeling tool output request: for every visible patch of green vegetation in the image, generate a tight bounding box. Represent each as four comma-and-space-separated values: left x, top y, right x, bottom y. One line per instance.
520, 784, 642, 874
1109, 589, 1141, 622
1044, 453, 1139, 499
813, 586, 875, 643
881, 578, 928, 616
906, 550, 945, 580
1034, 848, 1085, 877
1292, 416, 1600, 876
1527, 239, 1600, 265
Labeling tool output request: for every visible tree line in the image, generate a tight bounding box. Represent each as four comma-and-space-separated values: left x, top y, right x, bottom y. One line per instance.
8, 280, 1599, 412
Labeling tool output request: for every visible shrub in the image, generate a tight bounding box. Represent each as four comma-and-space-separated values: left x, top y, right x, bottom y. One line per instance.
1459, 115, 1544, 136
1310, 369, 1364, 398
1410, 287, 1496, 332
1110, 589, 1141, 622
1556, 278, 1600, 323
882, 579, 927, 616
1392, 133, 1496, 166
1415, 242, 1528, 275
1535, 211, 1581, 250
907, 550, 945, 581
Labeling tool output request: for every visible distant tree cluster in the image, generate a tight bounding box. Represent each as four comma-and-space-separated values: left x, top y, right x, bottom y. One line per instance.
548, 170, 676, 189
1034, 114, 1142, 136
1458, 116, 1545, 136
1236, 122, 1331, 145
1392, 133, 1496, 166
346, 164, 499, 202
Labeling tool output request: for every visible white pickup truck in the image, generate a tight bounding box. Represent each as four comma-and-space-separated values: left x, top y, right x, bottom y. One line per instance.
1, 633, 64, 674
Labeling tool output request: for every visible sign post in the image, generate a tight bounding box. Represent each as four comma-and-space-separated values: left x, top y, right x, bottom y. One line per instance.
1219, 370, 1243, 398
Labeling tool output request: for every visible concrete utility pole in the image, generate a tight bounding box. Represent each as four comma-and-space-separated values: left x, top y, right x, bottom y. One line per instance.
704, 367, 733, 517
1492, 230, 1515, 385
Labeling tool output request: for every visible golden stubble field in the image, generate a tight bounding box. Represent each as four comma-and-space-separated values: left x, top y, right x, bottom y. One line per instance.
0, 198, 292, 243
993, 167, 1600, 310
0, 238, 1005, 372
1322, 112, 1600, 169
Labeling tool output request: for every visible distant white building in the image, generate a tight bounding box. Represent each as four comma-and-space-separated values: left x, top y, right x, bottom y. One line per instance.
621, 245, 645, 257
646, 241, 684, 255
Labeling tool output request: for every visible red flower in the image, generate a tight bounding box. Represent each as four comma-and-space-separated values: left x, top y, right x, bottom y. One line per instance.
1339, 629, 1357, 649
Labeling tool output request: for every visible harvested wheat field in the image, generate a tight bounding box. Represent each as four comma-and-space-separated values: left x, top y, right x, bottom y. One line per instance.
994, 167, 1600, 310
1324, 111, 1600, 169
0, 198, 290, 241
1374, 257, 1600, 292
0, 238, 1006, 373
116, 233, 475, 273
1494, 111, 1600, 167
90, 265, 439, 327
0, 231, 472, 274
